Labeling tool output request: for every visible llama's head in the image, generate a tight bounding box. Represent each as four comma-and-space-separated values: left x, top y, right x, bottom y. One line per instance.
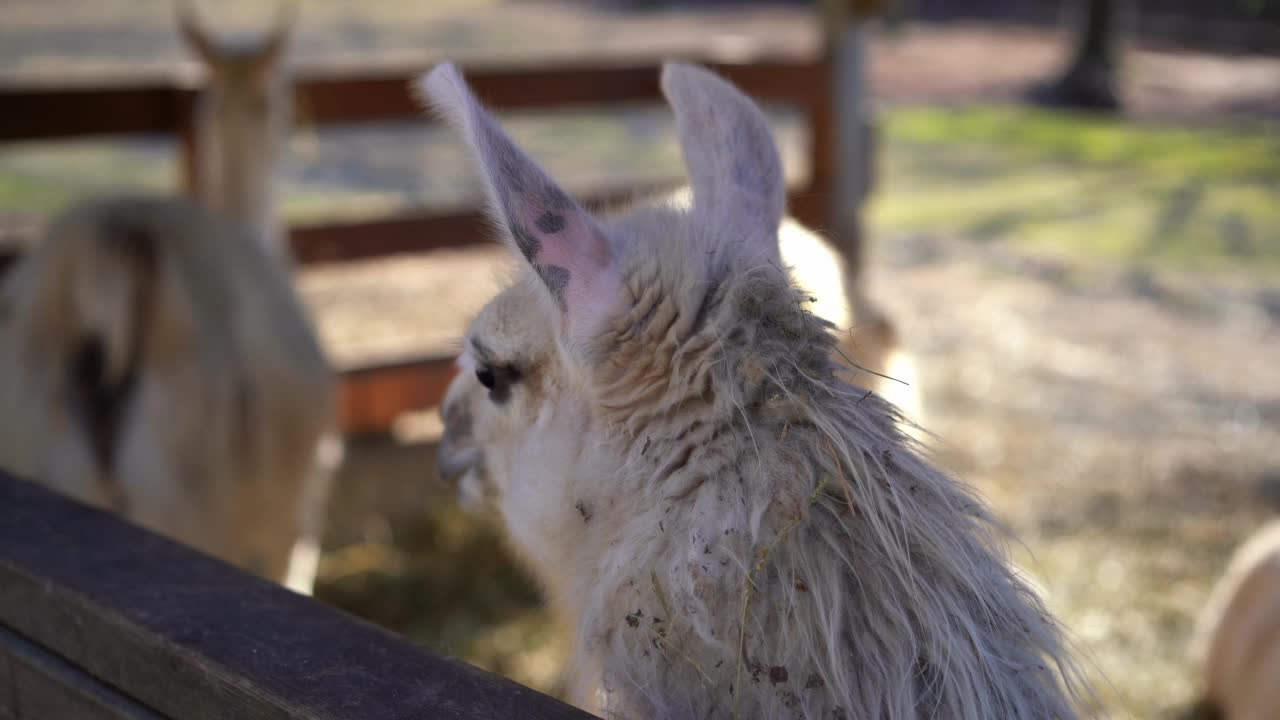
179, 3, 293, 123
428, 60, 805, 533
178, 3, 293, 240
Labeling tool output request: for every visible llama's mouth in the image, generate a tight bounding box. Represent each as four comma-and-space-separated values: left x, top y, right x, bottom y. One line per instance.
438, 391, 479, 486
437, 438, 494, 514
436, 435, 481, 486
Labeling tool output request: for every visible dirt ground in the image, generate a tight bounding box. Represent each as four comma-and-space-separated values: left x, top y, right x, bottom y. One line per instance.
871, 233, 1280, 716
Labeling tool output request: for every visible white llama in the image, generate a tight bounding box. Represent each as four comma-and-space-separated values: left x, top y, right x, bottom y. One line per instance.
426, 62, 1087, 718
178, 3, 293, 258
0, 196, 336, 594
1185, 520, 1280, 720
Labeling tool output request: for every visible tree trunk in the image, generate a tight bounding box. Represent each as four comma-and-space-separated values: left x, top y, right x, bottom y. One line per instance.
1036, 0, 1133, 110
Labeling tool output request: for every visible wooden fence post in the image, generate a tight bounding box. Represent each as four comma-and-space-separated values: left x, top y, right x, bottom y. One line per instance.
817, 0, 884, 286
175, 91, 200, 198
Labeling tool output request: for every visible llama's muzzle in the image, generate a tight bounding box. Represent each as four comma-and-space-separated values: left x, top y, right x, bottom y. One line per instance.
436, 434, 480, 486
437, 399, 479, 486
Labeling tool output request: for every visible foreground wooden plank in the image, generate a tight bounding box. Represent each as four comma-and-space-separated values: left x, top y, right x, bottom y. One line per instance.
0, 624, 164, 720
0, 470, 599, 720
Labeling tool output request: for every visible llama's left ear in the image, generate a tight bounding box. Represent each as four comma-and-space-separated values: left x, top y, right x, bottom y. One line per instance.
177, 2, 219, 65
662, 63, 785, 262
416, 63, 618, 332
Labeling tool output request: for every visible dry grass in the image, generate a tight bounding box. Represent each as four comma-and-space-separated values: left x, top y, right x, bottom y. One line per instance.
873, 234, 1280, 717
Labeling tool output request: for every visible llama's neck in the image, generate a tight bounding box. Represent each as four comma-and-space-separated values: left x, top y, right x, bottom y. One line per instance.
545, 262, 1082, 717
193, 90, 287, 260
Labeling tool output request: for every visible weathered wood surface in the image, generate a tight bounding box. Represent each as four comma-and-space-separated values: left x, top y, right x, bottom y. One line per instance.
0, 469, 600, 720
0, 624, 164, 720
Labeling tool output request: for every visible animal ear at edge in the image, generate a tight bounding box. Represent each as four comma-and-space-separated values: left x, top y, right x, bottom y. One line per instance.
415, 62, 621, 337
252, 2, 297, 80
660, 62, 786, 264
177, 1, 220, 66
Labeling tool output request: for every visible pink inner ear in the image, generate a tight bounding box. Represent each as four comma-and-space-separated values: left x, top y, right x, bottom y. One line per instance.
512, 200, 608, 272
417, 62, 615, 319
507, 193, 619, 338
506, 195, 612, 315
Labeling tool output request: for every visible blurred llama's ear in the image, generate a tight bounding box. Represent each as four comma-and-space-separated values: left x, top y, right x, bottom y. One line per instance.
661, 62, 785, 261
251, 2, 296, 80
416, 63, 618, 332
177, 2, 219, 65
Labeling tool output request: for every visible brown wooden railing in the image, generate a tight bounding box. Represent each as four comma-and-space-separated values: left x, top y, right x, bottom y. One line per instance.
0, 55, 836, 435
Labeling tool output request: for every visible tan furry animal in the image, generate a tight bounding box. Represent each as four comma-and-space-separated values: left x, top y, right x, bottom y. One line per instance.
0, 196, 336, 593
1185, 520, 1280, 720
428, 62, 1086, 718
179, 3, 294, 257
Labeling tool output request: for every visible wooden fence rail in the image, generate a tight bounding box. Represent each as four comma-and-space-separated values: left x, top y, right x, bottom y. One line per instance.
0, 467, 599, 720
0, 55, 836, 433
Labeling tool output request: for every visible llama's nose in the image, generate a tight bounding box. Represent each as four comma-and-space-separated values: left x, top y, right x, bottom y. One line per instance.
437, 400, 477, 485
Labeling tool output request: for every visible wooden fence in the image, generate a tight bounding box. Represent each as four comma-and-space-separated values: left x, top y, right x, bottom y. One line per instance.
0, 466, 598, 719
0, 54, 837, 435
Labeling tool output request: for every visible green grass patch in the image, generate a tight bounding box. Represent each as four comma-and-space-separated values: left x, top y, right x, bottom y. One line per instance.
0, 138, 175, 217
872, 105, 1280, 275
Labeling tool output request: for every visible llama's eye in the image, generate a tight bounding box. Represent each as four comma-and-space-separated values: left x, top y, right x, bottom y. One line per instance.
475, 364, 521, 405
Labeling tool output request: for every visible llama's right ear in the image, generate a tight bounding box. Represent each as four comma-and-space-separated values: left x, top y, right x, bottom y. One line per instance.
177, 3, 218, 65
662, 63, 785, 261
416, 63, 619, 334
251, 2, 296, 80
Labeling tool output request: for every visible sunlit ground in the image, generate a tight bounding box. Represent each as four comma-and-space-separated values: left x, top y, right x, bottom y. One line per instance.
2, 100, 1278, 717
875, 105, 1280, 275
